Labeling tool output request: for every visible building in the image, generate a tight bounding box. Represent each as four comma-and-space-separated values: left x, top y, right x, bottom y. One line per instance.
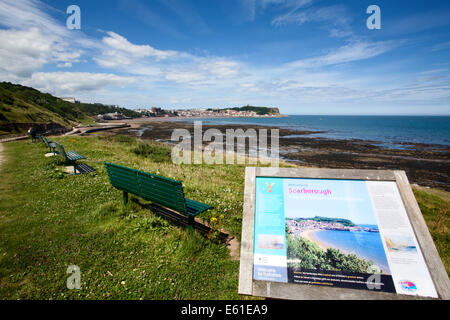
60, 97, 80, 104
96, 112, 127, 120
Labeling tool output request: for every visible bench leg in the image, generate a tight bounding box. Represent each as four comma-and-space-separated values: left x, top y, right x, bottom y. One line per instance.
123, 191, 128, 205
73, 164, 77, 175
187, 215, 194, 233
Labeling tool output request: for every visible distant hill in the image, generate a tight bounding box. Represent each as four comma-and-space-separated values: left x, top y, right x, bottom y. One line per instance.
0, 82, 141, 136
207, 105, 281, 115
229, 105, 281, 115
291, 216, 356, 227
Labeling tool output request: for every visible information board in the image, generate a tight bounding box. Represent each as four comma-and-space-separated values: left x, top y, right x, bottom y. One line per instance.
239, 168, 450, 300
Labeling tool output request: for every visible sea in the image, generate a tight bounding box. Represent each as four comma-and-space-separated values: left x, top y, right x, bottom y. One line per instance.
311, 225, 391, 274
176, 115, 450, 149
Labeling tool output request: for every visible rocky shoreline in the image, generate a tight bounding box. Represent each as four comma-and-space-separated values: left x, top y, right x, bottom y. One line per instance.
108, 119, 450, 191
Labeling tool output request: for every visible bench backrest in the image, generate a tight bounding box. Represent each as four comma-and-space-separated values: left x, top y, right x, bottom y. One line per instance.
42, 136, 50, 146
104, 162, 188, 215
54, 143, 68, 161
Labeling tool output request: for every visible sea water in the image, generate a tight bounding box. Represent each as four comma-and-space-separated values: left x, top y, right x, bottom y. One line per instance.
311, 225, 391, 274
180, 115, 450, 148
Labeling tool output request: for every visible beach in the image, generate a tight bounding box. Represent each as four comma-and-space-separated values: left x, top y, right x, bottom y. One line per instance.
300, 229, 329, 251
107, 117, 450, 191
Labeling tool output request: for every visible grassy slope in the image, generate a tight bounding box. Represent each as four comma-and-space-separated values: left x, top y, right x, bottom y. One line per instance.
0, 83, 92, 129
413, 187, 449, 274
0, 82, 141, 136
0, 135, 259, 299
0, 135, 448, 299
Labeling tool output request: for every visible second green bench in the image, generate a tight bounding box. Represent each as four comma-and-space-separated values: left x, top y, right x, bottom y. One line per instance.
54, 142, 87, 175
41, 136, 57, 155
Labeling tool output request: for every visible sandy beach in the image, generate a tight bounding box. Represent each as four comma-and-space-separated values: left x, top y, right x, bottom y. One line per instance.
300, 229, 329, 251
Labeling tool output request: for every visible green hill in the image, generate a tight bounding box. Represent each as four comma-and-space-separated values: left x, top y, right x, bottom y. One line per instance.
207, 105, 281, 115
0, 82, 140, 136
229, 105, 280, 115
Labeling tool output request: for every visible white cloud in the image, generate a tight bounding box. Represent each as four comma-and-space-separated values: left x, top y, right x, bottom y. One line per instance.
0, 28, 53, 77
94, 31, 180, 69
0, 0, 93, 79
23, 72, 138, 96
271, 4, 349, 27
57, 62, 73, 68
102, 31, 177, 59
287, 41, 397, 68
165, 70, 205, 83
0, 0, 67, 37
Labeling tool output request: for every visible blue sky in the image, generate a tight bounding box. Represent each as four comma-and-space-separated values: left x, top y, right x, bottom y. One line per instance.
282, 178, 378, 225
0, 0, 449, 115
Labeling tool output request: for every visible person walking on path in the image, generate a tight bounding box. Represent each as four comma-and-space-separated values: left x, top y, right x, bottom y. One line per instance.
27, 126, 37, 142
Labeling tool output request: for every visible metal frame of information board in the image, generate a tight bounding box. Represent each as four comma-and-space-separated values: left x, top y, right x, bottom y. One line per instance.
238, 167, 450, 300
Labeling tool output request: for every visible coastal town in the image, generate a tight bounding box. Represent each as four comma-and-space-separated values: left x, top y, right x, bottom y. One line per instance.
91, 106, 283, 120
286, 218, 380, 238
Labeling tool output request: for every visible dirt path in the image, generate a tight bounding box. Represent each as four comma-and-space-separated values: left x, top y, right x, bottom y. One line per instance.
0, 143, 4, 169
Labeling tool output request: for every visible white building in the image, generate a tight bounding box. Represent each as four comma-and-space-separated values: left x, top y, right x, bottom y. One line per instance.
60, 97, 79, 104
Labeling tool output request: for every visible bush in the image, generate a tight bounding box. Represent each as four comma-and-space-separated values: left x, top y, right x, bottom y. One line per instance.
287, 235, 374, 273
113, 134, 136, 144
131, 142, 171, 163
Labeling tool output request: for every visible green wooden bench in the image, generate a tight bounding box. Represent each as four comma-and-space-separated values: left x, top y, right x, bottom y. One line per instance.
42, 136, 58, 154
104, 162, 213, 231
54, 142, 86, 175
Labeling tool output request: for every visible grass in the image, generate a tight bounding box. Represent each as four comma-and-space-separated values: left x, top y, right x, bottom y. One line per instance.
413, 187, 449, 275
0, 134, 448, 299
0, 135, 261, 299
131, 141, 172, 163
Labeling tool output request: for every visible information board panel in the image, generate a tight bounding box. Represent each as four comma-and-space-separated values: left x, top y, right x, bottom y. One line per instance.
239, 168, 450, 300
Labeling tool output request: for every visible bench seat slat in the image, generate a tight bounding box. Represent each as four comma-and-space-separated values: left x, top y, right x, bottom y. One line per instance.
66, 151, 85, 161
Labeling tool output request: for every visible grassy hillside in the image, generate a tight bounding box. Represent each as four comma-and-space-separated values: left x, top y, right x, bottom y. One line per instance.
0, 82, 91, 126
0, 82, 141, 136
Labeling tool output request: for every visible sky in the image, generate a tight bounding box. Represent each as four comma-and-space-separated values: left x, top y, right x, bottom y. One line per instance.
282, 178, 378, 225
0, 0, 449, 115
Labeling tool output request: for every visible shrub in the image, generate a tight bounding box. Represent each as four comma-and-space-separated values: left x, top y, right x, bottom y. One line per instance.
113, 134, 135, 144
131, 142, 171, 163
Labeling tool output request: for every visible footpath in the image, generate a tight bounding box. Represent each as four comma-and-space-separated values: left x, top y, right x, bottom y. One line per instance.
0, 142, 4, 169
